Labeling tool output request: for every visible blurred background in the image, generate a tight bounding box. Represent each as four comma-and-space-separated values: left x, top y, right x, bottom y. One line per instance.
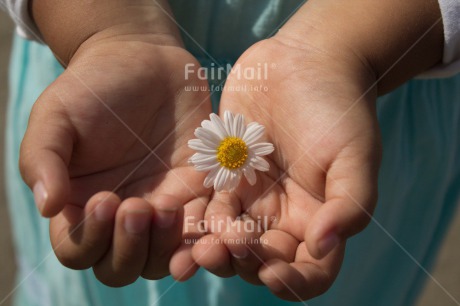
1, 12, 17, 306
0, 11, 459, 306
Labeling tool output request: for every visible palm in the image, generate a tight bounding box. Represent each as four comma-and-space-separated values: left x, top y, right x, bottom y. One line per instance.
54, 41, 211, 204
194, 38, 381, 300
24, 36, 213, 281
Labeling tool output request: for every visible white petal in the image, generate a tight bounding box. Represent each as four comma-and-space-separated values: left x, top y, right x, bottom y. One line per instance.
233, 114, 246, 138
201, 119, 210, 128
191, 153, 218, 165
222, 170, 236, 191
227, 170, 242, 191
210, 113, 228, 139
243, 122, 265, 146
195, 127, 221, 148
201, 120, 214, 131
204, 167, 220, 188
214, 167, 230, 192
196, 163, 220, 171
243, 166, 257, 185
224, 111, 235, 136
202, 119, 226, 141
191, 153, 219, 171
250, 156, 270, 172
188, 139, 216, 154
249, 142, 274, 156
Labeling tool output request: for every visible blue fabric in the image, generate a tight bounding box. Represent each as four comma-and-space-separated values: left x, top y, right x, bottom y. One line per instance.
4, 1, 460, 305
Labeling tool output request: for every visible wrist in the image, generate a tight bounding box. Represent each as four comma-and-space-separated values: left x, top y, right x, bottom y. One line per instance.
276, 0, 443, 95
273, 25, 378, 103
31, 0, 182, 65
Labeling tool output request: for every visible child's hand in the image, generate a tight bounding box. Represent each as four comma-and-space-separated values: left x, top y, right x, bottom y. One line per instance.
20, 1, 211, 286
192, 35, 381, 300
192, 0, 443, 300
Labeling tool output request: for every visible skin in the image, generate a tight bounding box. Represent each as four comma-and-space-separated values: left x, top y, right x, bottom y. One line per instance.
22, 0, 212, 284
19, 0, 443, 300
193, 0, 443, 300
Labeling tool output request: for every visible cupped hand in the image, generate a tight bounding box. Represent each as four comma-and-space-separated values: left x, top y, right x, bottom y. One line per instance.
192, 36, 381, 300
19, 33, 212, 285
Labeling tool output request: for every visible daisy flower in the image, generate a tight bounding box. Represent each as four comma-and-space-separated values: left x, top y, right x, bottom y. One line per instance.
188, 111, 274, 192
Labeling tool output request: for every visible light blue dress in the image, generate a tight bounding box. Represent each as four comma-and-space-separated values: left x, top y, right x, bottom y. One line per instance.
5, 1, 460, 305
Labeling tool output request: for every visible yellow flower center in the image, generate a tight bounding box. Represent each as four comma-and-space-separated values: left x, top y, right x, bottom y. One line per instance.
217, 137, 248, 169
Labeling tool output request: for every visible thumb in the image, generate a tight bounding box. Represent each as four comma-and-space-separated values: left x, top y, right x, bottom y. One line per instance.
19, 89, 74, 218
306, 144, 381, 259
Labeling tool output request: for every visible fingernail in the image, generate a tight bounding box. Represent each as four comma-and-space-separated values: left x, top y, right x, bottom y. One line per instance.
94, 202, 117, 222
319, 233, 340, 256
231, 247, 248, 259
124, 211, 151, 234
155, 209, 177, 229
33, 181, 48, 213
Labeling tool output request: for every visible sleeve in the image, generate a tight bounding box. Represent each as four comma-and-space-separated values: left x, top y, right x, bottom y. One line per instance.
0, 0, 43, 42
419, 0, 460, 78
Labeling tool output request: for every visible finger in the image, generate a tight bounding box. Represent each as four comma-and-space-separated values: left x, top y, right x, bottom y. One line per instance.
203, 192, 241, 235
306, 147, 380, 259
258, 230, 298, 262
169, 243, 199, 282
190, 192, 240, 279
259, 259, 329, 301
93, 198, 152, 287
19, 92, 74, 217
259, 240, 344, 301
192, 234, 235, 278
50, 192, 121, 270
141, 195, 183, 280
168, 197, 207, 282
221, 217, 265, 285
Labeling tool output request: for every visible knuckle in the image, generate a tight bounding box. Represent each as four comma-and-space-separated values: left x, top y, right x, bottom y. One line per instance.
355, 212, 372, 233
141, 257, 170, 280
18, 148, 32, 182
51, 230, 102, 270
93, 269, 137, 288
53, 247, 90, 270
141, 269, 169, 280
